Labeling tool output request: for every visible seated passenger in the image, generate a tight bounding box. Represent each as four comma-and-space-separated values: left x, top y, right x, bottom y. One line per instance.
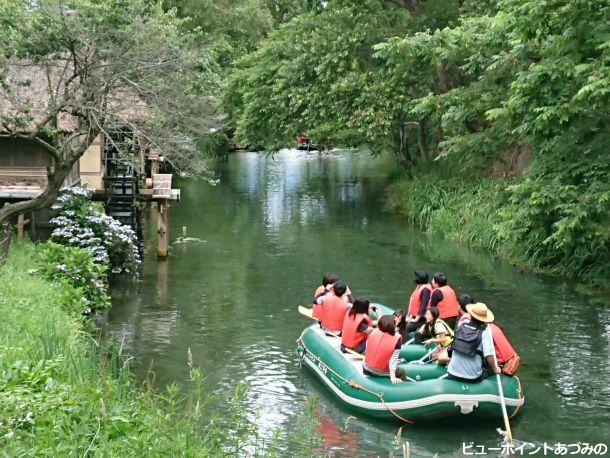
490, 322, 521, 375
404, 270, 432, 334
393, 309, 408, 340
457, 293, 475, 325
316, 280, 349, 334
341, 298, 375, 354
363, 315, 407, 384
429, 272, 460, 330
421, 307, 454, 365
313, 273, 339, 319
447, 303, 501, 383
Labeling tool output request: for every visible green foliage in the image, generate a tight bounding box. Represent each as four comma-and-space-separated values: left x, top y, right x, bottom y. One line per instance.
386, 166, 610, 287
0, 242, 318, 454
50, 187, 141, 277
39, 242, 110, 312
227, 0, 610, 286
496, 152, 610, 284
228, 0, 416, 150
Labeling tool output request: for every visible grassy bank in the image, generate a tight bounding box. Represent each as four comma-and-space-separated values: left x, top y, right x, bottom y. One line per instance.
385, 173, 610, 290
0, 241, 309, 455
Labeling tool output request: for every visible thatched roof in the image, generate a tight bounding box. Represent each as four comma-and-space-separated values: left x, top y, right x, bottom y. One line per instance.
0, 58, 148, 135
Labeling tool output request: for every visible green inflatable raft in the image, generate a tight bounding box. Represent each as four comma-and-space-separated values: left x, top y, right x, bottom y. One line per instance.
296, 307, 524, 422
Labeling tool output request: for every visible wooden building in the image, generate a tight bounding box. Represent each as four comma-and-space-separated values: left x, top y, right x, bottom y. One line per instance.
0, 134, 105, 237
1, 63, 179, 256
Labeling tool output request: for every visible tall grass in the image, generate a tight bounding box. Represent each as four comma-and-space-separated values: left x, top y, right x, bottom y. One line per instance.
385, 176, 503, 248
385, 173, 609, 289
0, 241, 318, 455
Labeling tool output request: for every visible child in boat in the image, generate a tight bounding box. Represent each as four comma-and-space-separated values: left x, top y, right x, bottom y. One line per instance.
393, 309, 408, 340
316, 281, 350, 334
341, 298, 378, 354
421, 307, 454, 365
363, 315, 407, 384
457, 293, 475, 325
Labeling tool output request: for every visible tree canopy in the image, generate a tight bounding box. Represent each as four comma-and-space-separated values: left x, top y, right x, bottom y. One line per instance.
226, 0, 609, 284
0, 0, 221, 223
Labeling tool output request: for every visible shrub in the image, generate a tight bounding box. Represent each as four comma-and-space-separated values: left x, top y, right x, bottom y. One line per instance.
38, 242, 110, 311
50, 187, 140, 277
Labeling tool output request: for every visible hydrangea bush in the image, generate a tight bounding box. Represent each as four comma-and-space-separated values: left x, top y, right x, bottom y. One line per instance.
39, 242, 110, 311
50, 187, 141, 276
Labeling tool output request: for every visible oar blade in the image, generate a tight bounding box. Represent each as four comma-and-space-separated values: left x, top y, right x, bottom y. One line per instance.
298, 305, 314, 319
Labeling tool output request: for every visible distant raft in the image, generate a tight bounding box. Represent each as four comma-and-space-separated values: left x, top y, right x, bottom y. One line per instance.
296, 318, 524, 423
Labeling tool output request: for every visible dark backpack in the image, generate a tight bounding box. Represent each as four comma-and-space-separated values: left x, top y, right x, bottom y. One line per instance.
451, 322, 484, 356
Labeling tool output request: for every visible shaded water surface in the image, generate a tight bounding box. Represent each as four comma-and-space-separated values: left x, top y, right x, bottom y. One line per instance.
109, 150, 610, 456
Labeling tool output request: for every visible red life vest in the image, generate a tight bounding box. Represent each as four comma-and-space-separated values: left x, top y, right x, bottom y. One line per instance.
430, 285, 460, 319
490, 323, 517, 365
312, 286, 326, 319
364, 329, 401, 372
320, 294, 348, 332
341, 313, 372, 349
408, 283, 431, 317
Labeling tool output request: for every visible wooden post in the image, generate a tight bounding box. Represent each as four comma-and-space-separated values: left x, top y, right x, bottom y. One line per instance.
16, 213, 30, 239
157, 201, 169, 258
152, 173, 172, 258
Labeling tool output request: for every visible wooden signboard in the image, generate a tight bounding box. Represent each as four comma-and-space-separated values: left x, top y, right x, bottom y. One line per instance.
152, 174, 172, 199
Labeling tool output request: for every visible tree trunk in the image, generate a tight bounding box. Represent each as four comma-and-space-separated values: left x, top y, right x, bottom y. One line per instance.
417, 118, 433, 165
391, 120, 413, 173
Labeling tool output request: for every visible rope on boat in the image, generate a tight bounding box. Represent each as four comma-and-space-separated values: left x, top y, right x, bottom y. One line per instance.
298, 334, 414, 425
508, 375, 524, 419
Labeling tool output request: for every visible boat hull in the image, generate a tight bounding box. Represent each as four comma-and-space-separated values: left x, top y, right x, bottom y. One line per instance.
297, 324, 524, 422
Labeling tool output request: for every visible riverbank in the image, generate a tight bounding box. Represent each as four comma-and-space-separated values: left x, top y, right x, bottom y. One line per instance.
384, 172, 609, 290
0, 241, 297, 455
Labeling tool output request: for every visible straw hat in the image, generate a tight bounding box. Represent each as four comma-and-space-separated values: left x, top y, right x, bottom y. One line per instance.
466, 302, 495, 323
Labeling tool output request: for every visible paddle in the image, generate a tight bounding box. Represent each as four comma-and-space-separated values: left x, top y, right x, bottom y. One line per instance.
298, 305, 315, 319
297, 306, 416, 382
492, 353, 514, 445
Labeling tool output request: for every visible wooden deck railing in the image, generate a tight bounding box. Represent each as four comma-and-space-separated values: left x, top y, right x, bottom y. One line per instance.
0, 222, 11, 266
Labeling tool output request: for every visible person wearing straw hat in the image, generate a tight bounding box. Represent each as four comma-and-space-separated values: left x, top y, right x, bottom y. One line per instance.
447, 302, 501, 383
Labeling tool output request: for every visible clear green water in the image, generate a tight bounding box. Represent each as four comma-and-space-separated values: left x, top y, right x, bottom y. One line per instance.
108, 150, 610, 456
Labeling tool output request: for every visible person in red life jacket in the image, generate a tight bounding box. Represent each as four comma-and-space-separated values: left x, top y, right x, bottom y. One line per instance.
313, 274, 353, 319
447, 303, 501, 383
489, 322, 517, 365
297, 134, 311, 145
363, 315, 407, 384
428, 272, 460, 330
457, 293, 475, 325
341, 298, 377, 354
312, 273, 339, 320
420, 307, 454, 365
404, 270, 432, 335
315, 280, 350, 334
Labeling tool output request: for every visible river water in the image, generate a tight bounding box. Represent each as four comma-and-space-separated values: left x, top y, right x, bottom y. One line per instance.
108, 150, 610, 456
